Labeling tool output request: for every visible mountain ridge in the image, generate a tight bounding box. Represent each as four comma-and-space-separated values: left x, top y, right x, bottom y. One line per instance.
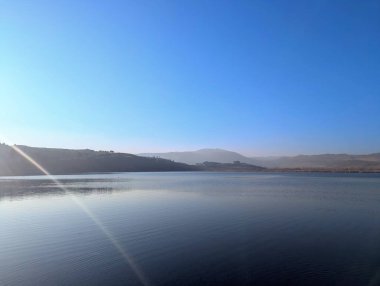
2, 144, 380, 176
140, 149, 380, 170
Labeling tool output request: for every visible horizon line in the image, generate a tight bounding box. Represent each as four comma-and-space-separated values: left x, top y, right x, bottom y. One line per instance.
2, 142, 379, 158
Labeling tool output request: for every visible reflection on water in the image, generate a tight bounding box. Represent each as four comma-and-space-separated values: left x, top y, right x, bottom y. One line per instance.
1, 172, 380, 286
0, 178, 116, 201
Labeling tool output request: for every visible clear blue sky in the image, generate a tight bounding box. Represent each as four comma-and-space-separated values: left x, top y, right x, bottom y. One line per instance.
1, 0, 379, 156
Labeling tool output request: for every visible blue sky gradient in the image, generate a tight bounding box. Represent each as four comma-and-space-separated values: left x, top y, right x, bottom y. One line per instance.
1, 0, 380, 155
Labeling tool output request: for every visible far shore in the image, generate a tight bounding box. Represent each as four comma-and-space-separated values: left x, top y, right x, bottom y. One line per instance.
1, 168, 380, 178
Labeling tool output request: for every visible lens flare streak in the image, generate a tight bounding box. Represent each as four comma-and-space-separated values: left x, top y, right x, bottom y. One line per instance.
11, 145, 150, 286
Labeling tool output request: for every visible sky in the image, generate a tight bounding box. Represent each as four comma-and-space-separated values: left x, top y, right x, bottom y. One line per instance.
1, 0, 380, 156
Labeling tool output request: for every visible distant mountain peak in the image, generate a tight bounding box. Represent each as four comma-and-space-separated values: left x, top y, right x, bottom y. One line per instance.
195, 148, 235, 153
140, 148, 252, 165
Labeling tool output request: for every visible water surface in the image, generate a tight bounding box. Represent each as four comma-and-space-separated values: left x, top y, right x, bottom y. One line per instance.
1, 172, 380, 286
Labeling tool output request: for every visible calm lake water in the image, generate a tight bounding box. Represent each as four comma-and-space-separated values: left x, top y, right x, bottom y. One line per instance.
1, 172, 380, 286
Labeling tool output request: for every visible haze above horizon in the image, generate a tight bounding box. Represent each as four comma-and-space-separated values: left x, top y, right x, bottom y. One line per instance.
1, 0, 379, 156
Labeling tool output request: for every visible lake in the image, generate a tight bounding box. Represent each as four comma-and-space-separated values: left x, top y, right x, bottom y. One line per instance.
1, 172, 380, 286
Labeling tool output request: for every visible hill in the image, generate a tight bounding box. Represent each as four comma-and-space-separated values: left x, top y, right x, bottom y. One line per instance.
140, 148, 252, 165
0, 144, 197, 176
2, 144, 379, 176
140, 148, 380, 171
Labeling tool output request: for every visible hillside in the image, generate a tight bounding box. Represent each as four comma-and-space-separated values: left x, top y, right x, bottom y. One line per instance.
140, 148, 380, 171
0, 144, 197, 176
2, 144, 379, 176
140, 149, 253, 165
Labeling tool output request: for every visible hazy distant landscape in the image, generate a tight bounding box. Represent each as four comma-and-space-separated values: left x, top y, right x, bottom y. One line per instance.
142, 148, 380, 172
1, 143, 380, 177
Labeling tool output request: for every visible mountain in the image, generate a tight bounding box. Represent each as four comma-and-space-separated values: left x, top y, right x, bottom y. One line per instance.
140, 148, 380, 171
2, 144, 379, 176
140, 148, 253, 165
0, 144, 197, 176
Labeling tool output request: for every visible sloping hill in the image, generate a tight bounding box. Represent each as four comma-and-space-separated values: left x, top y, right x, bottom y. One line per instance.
140, 148, 380, 171
0, 144, 197, 176
140, 148, 252, 165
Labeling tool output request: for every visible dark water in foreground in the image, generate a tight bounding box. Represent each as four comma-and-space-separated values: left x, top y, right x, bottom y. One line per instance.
1, 172, 380, 286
